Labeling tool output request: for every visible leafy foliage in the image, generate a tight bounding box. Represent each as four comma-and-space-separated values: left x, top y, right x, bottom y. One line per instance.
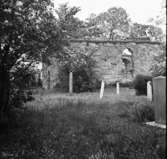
148, 0, 166, 39
0, 0, 64, 118
9, 63, 39, 108
129, 23, 164, 41
54, 4, 101, 92
150, 43, 166, 77
57, 46, 100, 92
131, 102, 155, 122
84, 8, 164, 41
85, 7, 130, 39
56, 3, 84, 39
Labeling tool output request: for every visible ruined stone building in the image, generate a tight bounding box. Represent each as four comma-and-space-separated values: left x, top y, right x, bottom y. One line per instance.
41, 39, 162, 89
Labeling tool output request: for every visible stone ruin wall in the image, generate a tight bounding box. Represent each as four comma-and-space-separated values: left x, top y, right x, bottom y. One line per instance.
90, 43, 160, 84
42, 42, 161, 89
42, 58, 59, 90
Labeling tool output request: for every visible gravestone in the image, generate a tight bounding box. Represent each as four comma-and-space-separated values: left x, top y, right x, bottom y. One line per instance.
69, 72, 73, 94
147, 81, 152, 101
153, 76, 166, 125
116, 82, 120, 95
100, 80, 105, 99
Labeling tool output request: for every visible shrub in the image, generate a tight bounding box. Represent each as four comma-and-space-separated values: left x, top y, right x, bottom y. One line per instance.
57, 53, 100, 93
73, 67, 101, 92
106, 80, 133, 89
120, 81, 134, 88
9, 64, 36, 109
131, 102, 155, 122
133, 74, 152, 95
150, 43, 166, 77
57, 66, 100, 93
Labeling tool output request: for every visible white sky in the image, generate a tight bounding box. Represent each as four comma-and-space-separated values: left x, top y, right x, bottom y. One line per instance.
53, 0, 166, 31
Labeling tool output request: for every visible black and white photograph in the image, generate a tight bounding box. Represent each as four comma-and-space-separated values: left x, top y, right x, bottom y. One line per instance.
0, 0, 166, 158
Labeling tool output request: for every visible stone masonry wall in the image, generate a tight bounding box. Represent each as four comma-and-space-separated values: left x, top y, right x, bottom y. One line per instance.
42, 42, 161, 88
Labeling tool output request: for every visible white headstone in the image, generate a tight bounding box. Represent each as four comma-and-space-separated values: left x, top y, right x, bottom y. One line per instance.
100, 80, 105, 99
116, 82, 120, 95
69, 72, 73, 94
147, 81, 152, 101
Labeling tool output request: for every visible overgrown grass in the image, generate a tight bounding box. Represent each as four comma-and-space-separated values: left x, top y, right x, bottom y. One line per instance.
0, 90, 166, 159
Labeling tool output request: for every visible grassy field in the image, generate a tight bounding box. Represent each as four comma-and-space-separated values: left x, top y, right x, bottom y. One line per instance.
0, 88, 166, 159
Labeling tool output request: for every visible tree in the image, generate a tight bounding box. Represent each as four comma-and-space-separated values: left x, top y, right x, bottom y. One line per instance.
0, 0, 63, 120
54, 4, 100, 92
86, 7, 130, 40
147, 0, 166, 42
129, 23, 164, 41
148, 0, 166, 31
150, 43, 166, 77
55, 3, 84, 39
57, 45, 100, 92
85, 7, 164, 41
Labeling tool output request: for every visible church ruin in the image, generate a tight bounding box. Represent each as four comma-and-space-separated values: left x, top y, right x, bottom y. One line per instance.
40, 39, 162, 89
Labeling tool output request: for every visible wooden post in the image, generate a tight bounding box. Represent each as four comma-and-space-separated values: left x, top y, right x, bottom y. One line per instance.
69, 72, 73, 94
116, 82, 120, 95
147, 81, 152, 101
100, 80, 105, 99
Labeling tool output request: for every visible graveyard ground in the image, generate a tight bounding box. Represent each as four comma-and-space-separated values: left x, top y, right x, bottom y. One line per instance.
0, 88, 166, 159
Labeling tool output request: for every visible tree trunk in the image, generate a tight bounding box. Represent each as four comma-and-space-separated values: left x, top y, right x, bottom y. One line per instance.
0, 69, 10, 121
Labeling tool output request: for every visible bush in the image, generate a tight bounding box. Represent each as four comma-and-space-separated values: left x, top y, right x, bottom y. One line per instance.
131, 102, 155, 122
57, 54, 100, 93
120, 81, 134, 88
57, 66, 100, 93
9, 64, 36, 108
73, 68, 101, 93
133, 74, 152, 95
150, 43, 166, 77
106, 80, 133, 89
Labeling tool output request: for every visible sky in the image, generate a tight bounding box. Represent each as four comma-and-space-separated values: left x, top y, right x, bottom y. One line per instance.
53, 0, 166, 31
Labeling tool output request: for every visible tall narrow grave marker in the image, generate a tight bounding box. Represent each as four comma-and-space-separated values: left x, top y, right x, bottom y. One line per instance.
100, 80, 105, 99
153, 76, 166, 125
147, 81, 152, 101
69, 72, 73, 94
116, 81, 120, 95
